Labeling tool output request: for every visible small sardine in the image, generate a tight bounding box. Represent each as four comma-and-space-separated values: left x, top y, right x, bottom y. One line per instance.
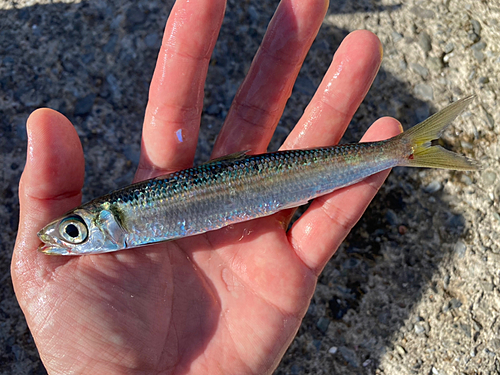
38, 97, 479, 255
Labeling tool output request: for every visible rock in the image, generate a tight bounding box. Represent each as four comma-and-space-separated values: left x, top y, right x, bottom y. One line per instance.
483, 170, 497, 185
454, 241, 467, 258
460, 140, 474, 149
144, 33, 160, 49
461, 174, 472, 186
482, 107, 495, 129
312, 339, 322, 351
443, 274, 450, 289
446, 214, 465, 232
414, 323, 425, 334
306, 303, 317, 316
411, 6, 435, 18
478, 76, 489, 85
415, 102, 430, 122
392, 31, 403, 43
471, 19, 482, 36
126, 6, 146, 28
81, 53, 94, 64
443, 42, 454, 54
106, 74, 121, 101
399, 59, 407, 70
206, 104, 220, 115
468, 32, 480, 43
316, 317, 330, 334
490, 338, 500, 350
294, 76, 316, 96
472, 41, 487, 51
418, 32, 432, 53
11, 344, 25, 361
473, 50, 485, 62
341, 257, 360, 270
385, 209, 400, 226
493, 212, 500, 223
443, 52, 454, 64
424, 180, 442, 193
442, 302, 450, 313
450, 298, 463, 310
247, 6, 259, 22
2, 55, 15, 65
481, 281, 494, 292
328, 297, 349, 320
395, 344, 406, 355
472, 319, 483, 331
484, 348, 496, 357
290, 364, 301, 375
103, 35, 118, 53
338, 346, 359, 367
412, 359, 423, 371
74, 94, 96, 116
410, 62, 429, 79
123, 144, 140, 165
19, 87, 43, 107
110, 14, 124, 30
427, 56, 443, 71
460, 322, 471, 337
471, 347, 477, 357
414, 83, 434, 101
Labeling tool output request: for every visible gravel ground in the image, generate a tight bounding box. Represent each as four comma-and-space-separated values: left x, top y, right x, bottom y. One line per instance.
1, 0, 499, 374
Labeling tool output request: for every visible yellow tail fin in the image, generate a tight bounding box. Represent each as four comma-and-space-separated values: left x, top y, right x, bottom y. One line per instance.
397, 96, 479, 171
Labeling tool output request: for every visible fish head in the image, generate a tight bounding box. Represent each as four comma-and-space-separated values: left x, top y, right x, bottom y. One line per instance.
37, 207, 127, 255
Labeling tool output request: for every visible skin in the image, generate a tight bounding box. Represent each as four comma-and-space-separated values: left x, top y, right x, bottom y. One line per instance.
12, 0, 402, 374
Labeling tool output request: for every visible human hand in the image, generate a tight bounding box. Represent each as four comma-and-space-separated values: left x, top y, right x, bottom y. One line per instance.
12, 0, 402, 374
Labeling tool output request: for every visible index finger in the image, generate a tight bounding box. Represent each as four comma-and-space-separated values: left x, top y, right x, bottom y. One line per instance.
212, 0, 329, 158
137, 0, 226, 181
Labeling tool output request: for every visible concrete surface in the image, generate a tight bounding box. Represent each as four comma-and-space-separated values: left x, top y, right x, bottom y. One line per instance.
0, 0, 498, 374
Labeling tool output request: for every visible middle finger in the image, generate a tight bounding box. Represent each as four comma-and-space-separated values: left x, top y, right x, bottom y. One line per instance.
212, 0, 329, 158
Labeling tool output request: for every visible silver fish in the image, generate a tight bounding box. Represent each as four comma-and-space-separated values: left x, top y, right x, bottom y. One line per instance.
38, 97, 478, 255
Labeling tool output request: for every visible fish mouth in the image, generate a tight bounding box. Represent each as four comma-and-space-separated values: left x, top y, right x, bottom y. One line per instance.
37, 229, 72, 255
37, 242, 74, 255
38, 243, 60, 255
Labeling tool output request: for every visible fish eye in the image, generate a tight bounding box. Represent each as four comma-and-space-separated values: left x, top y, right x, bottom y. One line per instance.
59, 215, 88, 244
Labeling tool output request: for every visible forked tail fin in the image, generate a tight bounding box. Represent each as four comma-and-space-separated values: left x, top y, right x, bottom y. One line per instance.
397, 96, 480, 171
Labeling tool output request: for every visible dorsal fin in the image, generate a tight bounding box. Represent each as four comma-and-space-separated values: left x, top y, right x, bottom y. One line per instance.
151, 151, 251, 181
201, 150, 250, 166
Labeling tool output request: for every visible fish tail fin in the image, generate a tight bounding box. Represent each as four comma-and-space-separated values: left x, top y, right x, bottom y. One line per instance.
396, 96, 480, 171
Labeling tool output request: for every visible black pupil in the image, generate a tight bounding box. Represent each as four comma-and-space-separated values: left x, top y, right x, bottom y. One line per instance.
65, 224, 79, 238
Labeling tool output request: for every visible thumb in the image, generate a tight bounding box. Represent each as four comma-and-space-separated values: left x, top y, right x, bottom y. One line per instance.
12, 109, 84, 291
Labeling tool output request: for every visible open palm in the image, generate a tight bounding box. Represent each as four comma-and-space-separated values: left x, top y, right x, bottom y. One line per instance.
12, 0, 402, 374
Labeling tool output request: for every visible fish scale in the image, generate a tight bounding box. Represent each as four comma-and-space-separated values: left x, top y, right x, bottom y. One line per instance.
37, 97, 478, 255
